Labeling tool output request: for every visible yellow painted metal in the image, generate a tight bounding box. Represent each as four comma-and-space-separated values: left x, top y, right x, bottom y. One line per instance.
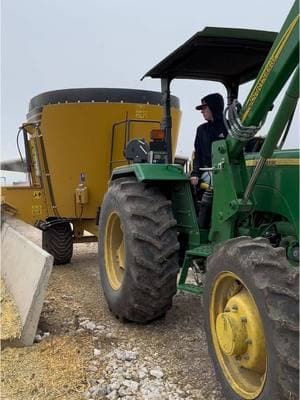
1, 186, 48, 224
104, 212, 125, 290
210, 272, 267, 399
246, 158, 300, 166
3, 100, 181, 233
39, 103, 180, 221
216, 311, 247, 356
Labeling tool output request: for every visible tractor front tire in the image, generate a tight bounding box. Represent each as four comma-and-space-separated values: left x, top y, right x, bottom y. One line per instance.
42, 222, 73, 265
203, 236, 299, 400
98, 177, 179, 323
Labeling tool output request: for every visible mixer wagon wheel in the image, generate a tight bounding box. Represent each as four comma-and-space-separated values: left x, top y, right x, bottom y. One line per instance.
42, 222, 73, 265
203, 236, 299, 400
98, 177, 179, 323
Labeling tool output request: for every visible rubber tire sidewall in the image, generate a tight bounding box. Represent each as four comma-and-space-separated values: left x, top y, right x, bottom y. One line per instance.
42, 223, 73, 265
98, 190, 135, 319
203, 245, 290, 400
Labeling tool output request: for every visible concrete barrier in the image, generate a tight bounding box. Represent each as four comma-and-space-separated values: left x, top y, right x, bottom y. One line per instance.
1, 216, 53, 347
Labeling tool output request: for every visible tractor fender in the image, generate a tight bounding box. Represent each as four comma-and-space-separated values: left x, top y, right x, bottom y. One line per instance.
110, 163, 188, 183
34, 217, 71, 231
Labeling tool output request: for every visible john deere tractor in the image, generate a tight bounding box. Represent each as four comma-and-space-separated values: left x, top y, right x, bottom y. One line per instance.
98, 2, 299, 399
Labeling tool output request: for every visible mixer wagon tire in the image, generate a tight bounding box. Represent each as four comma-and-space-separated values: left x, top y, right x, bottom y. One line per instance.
98, 177, 179, 323
203, 236, 299, 400
42, 223, 73, 265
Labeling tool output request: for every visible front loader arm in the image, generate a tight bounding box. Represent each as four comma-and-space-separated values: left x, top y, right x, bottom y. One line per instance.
210, 1, 299, 244
227, 1, 299, 159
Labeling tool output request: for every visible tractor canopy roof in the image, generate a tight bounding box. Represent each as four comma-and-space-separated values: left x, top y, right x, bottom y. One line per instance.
142, 27, 277, 89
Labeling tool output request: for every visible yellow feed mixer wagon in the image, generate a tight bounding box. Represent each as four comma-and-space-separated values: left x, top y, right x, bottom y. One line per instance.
1, 88, 181, 265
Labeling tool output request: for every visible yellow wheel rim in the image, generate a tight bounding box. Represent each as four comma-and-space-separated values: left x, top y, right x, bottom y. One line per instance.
210, 272, 267, 399
104, 212, 125, 290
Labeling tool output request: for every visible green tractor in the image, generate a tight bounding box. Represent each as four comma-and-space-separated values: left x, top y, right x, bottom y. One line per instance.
98, 2, 299, 399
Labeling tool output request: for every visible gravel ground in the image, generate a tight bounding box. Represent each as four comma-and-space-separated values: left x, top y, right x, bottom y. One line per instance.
2, 241, 225, 400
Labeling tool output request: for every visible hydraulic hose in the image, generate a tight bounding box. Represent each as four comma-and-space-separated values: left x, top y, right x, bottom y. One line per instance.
242, 65, 299, 204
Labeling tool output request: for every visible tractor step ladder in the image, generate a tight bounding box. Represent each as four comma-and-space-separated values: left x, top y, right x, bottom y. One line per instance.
177, 244, 213, 295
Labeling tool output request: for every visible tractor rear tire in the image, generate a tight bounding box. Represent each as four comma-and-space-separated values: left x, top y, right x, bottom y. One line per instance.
42, 222, 73, 265
98, 177, 179, 323
203, 236, 299, 400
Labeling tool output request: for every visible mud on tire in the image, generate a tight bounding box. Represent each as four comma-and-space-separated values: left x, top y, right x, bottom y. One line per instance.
98, 177, 179, 323
203, 236, 299, 400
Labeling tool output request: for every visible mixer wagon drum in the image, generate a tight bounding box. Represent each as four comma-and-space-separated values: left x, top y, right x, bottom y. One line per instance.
1, 88, 181, 264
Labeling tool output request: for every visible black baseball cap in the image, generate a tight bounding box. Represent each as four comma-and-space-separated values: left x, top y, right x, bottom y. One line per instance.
195, 93, 224, 117
195, 100, 208, 110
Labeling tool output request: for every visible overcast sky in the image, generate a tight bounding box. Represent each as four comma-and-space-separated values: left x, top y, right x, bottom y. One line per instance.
1, 0, 298, 162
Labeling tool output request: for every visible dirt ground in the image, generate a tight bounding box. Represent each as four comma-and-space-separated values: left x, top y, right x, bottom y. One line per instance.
1, 242, 225, 400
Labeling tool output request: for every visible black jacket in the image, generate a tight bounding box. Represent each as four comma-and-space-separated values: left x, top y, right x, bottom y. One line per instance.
191, 93, 228, 177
